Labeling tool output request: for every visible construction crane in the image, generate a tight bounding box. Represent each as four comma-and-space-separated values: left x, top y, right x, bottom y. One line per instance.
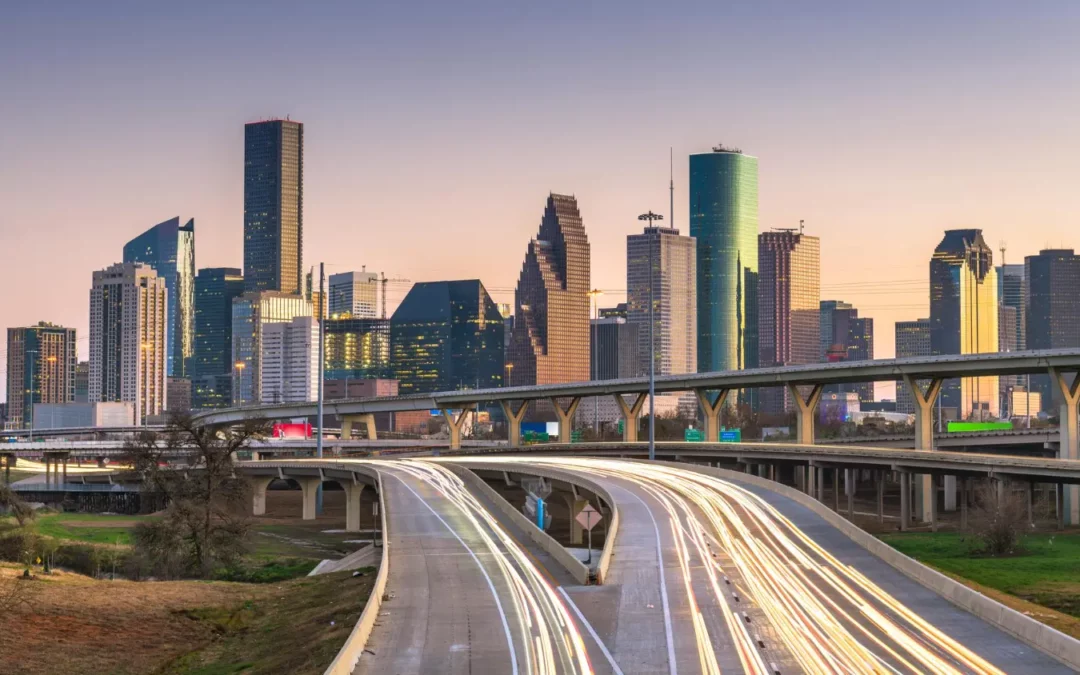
380, 272, 411, 319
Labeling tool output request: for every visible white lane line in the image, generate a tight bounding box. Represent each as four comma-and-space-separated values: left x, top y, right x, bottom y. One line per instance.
391, 472, 520, 675
557, 586, 625, 675
618, 484, 679, 675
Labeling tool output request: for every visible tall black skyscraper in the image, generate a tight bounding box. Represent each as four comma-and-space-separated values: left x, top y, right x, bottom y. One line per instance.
244, 119, 303, 295
192, 268, 244, 408
1026, 249, 1080, 411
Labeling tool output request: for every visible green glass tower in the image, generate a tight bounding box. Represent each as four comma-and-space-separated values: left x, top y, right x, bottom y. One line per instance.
690, 145, 759, 379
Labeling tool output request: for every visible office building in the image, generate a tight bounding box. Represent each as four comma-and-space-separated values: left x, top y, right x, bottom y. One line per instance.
89, 263, 168, 425
261, 315, 318, 404
325, 317, 391, 380
997, 263, 1026, 404
1026, 249, 1080, 410
192, 268, 245, 408
690, 145, 758, 383
627, 225, 696, 377
590, 318, 640, 380
508, 194, 591, 387
392, 280, 504, 394
74, 361, 89, 403
599, 303, 628, 319
758, 230, 820, 412
231, 292, 311, 405
305, 269, 326, 320
329, 270, 379, 318
820, 300, 875, 402
34, 402, 134, 429
895, 318, 932, 414
166, 377, 191, 414
244, 119, 304, 295
123, 217, 195, 377
5, 323, 77, 430
930, 230, 999, 419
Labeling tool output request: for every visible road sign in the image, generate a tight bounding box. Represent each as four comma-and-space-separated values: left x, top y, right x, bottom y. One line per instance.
576, 503, 601, 531
684, 428, 704, 442
720, 429, 742, 443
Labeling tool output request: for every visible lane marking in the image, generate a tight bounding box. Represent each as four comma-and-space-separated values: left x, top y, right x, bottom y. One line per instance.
557, 586, 625, 675
391, 472, 520, 675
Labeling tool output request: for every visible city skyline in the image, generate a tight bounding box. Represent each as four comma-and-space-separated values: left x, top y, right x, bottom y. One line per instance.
5, 3, 1080, 404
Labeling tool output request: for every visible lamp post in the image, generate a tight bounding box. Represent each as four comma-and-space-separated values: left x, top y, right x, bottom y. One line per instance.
587, 289, 604, 436
26, 350, 37, 443
638, 211, 663, 461
316, 263, 326, 515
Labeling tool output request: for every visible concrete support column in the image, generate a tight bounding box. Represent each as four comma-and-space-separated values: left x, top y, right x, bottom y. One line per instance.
441, 405, 476, 451
694, 389, 729, 442
815, 466, 825, 502
833, 468, 840, 512
900, 472, 910, 531
343, 481, 366, 533
930, 475, 939, 532
613, 393, 648, 443
1057, 483, 1065, 531
550, 397, 581, 444
961, 477, 970, 531
563, 495, 589, 545
341, 414, 377, 441
250, 476, 274, 516
1050, 367, 1080, 525
62, 457, 68, 486
876, 471, 885, 524
43, 457, 50, 487
903, 375, 944, 521
297, 478, 321, 521
845, 468, 854, 518
1027, 481, 1034, 526
499, 400, 528, 448
787, 383, 824, 444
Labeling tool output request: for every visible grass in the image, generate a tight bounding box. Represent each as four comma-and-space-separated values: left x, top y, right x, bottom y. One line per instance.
31, 512, 157, 546
880, 531, 1080, 619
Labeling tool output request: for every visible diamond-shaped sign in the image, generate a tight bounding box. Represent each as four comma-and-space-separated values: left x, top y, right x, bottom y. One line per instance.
575, 503, 601, 531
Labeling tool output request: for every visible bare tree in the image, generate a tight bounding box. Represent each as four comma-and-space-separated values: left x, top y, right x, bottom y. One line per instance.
969, 480, 1029, 555
124, 413, 270, 578
0, 484, 35, 527
0, 573, 36, 616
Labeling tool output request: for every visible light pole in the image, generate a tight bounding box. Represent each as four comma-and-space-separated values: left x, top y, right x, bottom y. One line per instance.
26, 350, 37, 443
588, 289, 604, 436
316, 263, 326, 515
638, 210, 663, 461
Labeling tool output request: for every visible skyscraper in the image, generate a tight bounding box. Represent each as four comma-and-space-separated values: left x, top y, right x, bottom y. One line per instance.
391, 280, 504, 394
590, 318, 640, 380
244, 119, 303, 295
5, 323, 77, 429
930, 229, 999, 419
89, 263, 168, 425
820, 300, 875, 402
325, 317, 391, 380
508, 194, 591, 387
996, 262, 1026, 405
1025, 249, 1080, 410
123, 217, 195, 377
895, 318, 931, 413
261, 316, 318, 404
192, 268, 245, 408
690, 145, 758, 382
626, 225, 696, 377
231, 292, 311, 405
758, 230, 820, 412
329, 270, 379, 318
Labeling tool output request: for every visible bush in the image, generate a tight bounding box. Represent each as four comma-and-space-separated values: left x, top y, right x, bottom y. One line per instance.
970, 480, 1030, 555
212, 558, 318, 583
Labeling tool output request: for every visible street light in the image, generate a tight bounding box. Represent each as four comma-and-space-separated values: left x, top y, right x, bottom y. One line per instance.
638, 210, 663, 461
587, 289, 604, 436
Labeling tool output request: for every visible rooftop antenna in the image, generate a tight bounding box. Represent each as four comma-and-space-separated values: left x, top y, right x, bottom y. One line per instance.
669, 147, 674, 232
799, 219, 805, 234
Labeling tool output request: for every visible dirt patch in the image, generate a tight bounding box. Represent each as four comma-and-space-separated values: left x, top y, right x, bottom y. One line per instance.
59, 519, 141, 529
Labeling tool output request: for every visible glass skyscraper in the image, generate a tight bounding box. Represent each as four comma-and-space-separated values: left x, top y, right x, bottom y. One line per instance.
325, 317, 391, 380
231, 292, 312, 405
192, 268, 244, 408
123, 217, 195, 377
392, 280, 504, 394
690, 146, 759, 385
820, 300, 875, 403
1025, 249, 1080, 411
895, 318, 931, 414
244, 119, 304, 295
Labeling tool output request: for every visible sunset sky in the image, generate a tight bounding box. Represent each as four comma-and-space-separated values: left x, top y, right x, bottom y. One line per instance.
3, 1, 1079, 402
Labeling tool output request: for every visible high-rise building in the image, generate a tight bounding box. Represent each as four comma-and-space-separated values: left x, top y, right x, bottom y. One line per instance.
690, 145, 758, 384
507, 194, 591, 388
89, 263, 168, 425
392, 280, 504, 394
192, 268, 245, 408
930, 229, 999, 419
758, 230, 820, 412
590, 318, 640, 380
166, 377, 191, 414
261, 316, 318, 404
123, 217, 195, 377
820, 301, 875, 402
329, 270, 379, 318
997, 263, 1026, 349
244, 119, 303, 295
895, 318, 932, 414
231, 292, 311, 405
74, 361, 89, 403
5, 323, 77, 429
598, 303, 628, 319
325, 317, 391, 380
627, 225, 696, 377
1025, 249, 1080, 410
304, 269, 326, 321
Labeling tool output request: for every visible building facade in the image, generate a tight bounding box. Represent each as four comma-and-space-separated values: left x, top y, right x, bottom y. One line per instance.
192, 268, 245, 408
590, 318, 640, 380
627, 225, 696, 377
89, 263, 168, 425
325, 317, 391, 380
74, 361, 89, 403
895, 318, 932, 414
820, 300, 875, 402
244, 119, 304, 295
261, 316, 318, 404
1025, 249, 1080, 411
507, 194, 591, 387
329, 270, 379, 318
758, 230, 820, 412
392, 280, 504, 394
123, 217, 195, 377
930, 229, 999, 419
690, 146, 758, 385
231, 292, 311, 405
5, 323, 77, 429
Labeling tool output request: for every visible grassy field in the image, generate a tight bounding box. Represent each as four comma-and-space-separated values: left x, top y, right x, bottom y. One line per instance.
880, 531, 1080, 623
31, 512, 157, 546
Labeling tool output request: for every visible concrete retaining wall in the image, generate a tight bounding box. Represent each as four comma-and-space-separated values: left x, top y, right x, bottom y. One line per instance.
653, 460, 1080, 670
324, 470, 390, 675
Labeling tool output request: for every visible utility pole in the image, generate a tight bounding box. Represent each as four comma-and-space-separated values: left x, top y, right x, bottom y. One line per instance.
588, 289, 603, 435
638, 211, 664, 461
316, 262, 326, 515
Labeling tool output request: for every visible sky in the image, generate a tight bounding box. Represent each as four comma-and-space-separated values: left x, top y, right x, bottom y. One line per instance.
2, 1, 1080, 403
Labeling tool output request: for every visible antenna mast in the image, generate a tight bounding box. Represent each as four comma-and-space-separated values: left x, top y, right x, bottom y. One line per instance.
669, 147, 674, 231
